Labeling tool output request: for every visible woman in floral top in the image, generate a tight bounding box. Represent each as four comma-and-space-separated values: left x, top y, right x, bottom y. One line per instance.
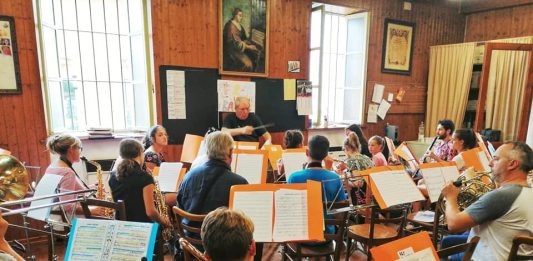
336, 132, 374, 206
143, 125, 168, 173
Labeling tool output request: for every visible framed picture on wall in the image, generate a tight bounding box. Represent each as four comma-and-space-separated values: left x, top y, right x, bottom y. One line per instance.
381, 18, 415, 75
0, 16, 22, 94
219, 0, 269, 77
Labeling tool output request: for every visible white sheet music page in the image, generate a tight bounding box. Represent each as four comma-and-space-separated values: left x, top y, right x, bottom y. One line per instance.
420, 167, 445, 203
232, 191, 273, 242
273, 189, 308, 242
371, 170, 425, 207
157, 162, 183, 192
235, 153, 264, 184
477, 150, 491, 172
282, 152, 307, 179
27, 173, 63, 221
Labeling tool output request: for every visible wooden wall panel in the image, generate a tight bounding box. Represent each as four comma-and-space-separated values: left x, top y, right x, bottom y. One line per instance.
464, 4, 533, 42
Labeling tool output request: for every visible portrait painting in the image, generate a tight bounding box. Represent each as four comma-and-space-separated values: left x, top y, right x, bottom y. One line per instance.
0, 16, 22, 94
219, 0, 269, 77
381, 19, 415, 75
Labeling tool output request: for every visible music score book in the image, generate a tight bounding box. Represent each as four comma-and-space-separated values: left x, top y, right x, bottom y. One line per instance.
457, 147, 491, 172
370, 231, 438, 261
263, 144, 283, 170
65, 218, 158, 261
360, 166, 425, 209
475, 132, 493, 162
394, 142, 419, 173
152, 163, 186, 192
180, 134, 204, 163
385, 137, 398, 162
281, 148, 307, 179
231, 149, 268, 184
419, 162, 460, 203
229, 180, 324, 243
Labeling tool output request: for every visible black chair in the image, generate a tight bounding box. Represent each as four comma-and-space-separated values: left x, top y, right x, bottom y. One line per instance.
437, 236, 480, 261
507, 235, 533, 261
282, 201, 350, 261
79, 198, 127, 220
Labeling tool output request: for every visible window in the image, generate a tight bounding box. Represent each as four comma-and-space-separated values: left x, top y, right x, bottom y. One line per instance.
309, 5, 369, 126
35, 0, 152, 132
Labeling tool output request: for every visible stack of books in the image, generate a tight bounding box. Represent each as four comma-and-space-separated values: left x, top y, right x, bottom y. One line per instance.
87, 127, 113, 139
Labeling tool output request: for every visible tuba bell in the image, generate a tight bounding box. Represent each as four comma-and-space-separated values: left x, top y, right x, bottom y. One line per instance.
0, 155, 30, 201
438, 168, 495, 214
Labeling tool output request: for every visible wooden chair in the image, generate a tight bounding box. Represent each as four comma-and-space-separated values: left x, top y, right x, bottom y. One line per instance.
406, 196, 447, 247
172, 206, 207, 247
508, 235, 533, 261
345, 205, 407, 261
282, 201, 350, 261
79, 198, 127, 220
437, 236, 480, 261
179, 238, 208, 261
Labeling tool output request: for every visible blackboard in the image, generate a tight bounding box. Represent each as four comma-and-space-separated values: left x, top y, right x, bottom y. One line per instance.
160, 66, 306, 144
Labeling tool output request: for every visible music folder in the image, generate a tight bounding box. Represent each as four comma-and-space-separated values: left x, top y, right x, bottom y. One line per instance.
65, 218, 159, 261
262, 144, 283, 170
385, 137, 398, 162
231, 149, 268, 184
458, 147, 491, 172
359, 165, 425, 209
235, 141, 260, 150
419, 162, 460, 203
394, 142, 420, 173
370, 231, 438, 261
229, 180, 324, 243
152, 163, 187, 192
181, 134, 204, 163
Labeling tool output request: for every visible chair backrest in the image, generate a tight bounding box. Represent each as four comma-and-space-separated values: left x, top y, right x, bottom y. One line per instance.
79, 198, 127, 221
508, 235, 533, 261
179, 238, 208, 261
368, 205, 408, 248
431, 195, 446, 247
323, 200, 350, 241
172, 206, 207, 246
437, 236, 480, 261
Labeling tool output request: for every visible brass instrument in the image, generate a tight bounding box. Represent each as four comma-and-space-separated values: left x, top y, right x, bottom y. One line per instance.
438, 169, 495, 214
0, 155, 29, 201
81, 157, 114, 218
153, 179, 172, 241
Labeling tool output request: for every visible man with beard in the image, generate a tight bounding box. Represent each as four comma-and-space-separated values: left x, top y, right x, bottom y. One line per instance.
427, 119, 456, 162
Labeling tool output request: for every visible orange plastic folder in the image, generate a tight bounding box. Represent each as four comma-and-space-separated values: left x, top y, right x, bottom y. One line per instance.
229, 180, 324, 243
419, 162, 459, 203
370, 231, 438, 261
152, 166, 188, 192
235, 141, 260, 150
363, 165, 425, 209
231, 149, 268, 184
394, 142, 419, 172
181, 134, 204, 163
459, 147, 491, 172
263, 144, 283, 170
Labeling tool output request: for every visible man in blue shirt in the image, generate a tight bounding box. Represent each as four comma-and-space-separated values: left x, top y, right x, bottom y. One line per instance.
287, 135, 347, 235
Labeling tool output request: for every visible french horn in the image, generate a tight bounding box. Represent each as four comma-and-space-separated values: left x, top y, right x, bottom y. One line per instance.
0, 155, 29, 201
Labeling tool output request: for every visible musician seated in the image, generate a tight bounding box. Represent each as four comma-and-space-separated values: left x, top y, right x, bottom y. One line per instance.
425, 119, 457, 162
221, 97, 271, 144
368, 136, 388, 167
201, 208, 255, 261
287, 135, 347, 243
276, 129, 304, 180
441, 142, 533, 260
0, 214, 24, 261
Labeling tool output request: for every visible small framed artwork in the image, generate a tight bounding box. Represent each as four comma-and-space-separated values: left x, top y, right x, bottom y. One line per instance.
0, 16, 22, 94
381, 18, 415, 75
288, 60, 300, 73
219, 0, 269, 77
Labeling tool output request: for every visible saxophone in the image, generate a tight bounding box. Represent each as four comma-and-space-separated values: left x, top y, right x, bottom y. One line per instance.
81, 157, 114, 218
153, 179, 172, 241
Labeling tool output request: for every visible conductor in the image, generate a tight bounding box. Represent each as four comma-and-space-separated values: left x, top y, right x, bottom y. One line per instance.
222, 97, 272, 144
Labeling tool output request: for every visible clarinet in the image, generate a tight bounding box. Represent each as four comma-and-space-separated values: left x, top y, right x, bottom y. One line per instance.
420, 136, 439, 163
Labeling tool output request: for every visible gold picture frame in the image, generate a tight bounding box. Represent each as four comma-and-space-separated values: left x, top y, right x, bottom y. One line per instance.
0, 16, 22, 94
219, 0, 269, 77
381, 19, 415, 75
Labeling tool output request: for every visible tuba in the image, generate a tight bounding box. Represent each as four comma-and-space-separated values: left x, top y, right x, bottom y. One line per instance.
0, 155, 29, 202
438, 168, 495, 214
81, 157, 114, 218
153, 179, 172, 241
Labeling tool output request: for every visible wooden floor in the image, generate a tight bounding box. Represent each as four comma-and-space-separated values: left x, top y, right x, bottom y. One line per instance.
23, 240, 369, 260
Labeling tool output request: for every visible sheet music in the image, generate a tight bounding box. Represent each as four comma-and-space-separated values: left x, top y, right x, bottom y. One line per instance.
487, 141, 496, 156
232, 191, 273, 242
413, 211, 435, 223
282, 152, 307, 179
166, 70, 186, 119
420, 166, 458, 203
27, 173, 63, 221
477, 150, 491, 172
66, 218, 157, 261
371, 170, 425, 207
234, 153, 265, 184
157, 162, 183, 192
273, 189, 308, 242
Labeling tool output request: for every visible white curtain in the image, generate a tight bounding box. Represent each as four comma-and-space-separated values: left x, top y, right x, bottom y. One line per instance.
426, 43, 476, 136
485, 36, 533, 141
